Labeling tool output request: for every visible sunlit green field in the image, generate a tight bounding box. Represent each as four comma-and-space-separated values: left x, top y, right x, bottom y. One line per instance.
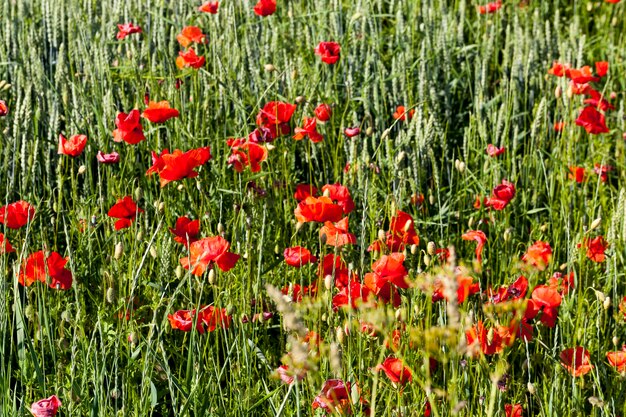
2, 0, 626, 416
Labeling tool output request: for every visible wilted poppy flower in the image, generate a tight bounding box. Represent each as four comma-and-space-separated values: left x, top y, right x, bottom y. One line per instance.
312, 379, 352, 413
30, 395, 62, 417
314, 103, 332, 122
112, 110, 145, 145
176, 48, 206, 69
0, 100, 7, 116
226, 140, 267, 173
505, 404, 523, 417
607, 347, 626, 372
253, 0, 276, 16
147, 147, 211, 187
477, 0, 502, 14
180, 236, 240, 275
283, 246, 317, 267
199, 1, 219, 13
579, 236, 609, 262
568, 166, 585, 183
169, 216, 200, 246
344, 126, 360, 137
576, 106, 609, 134
107, 196, 143, 230
275, 364, 306, 385
58, 134, 87, 157
392, 106, 415, 121
320, 217, 357, 247
294, 196, 343, 223
376, 357, 412, 386
97, 151, 120, 164
176, 26, 206, 48
484, 179, 515, 210
462, 230, 487, 263
522, 241, 552, 270
142, 101, 180, 123
0, 233, 15, 253
321, 183, 355, 214
560, 347, 593, 377
0, 200, 35, 229
315, 42, 341, 64
116, 23, 142, 40
294, 117, 324, 143
18, 251, 73, 290
486, 144, 505, 157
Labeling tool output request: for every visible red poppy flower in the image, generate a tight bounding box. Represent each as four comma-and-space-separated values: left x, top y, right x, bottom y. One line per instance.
315, 41, 341, 65
283, 246, 317, 267
0, 200, 35, 229
169, 216, 200, 246
57, 134, 87, 157
370, 252, 409, 289
462, 230, 487, 263
392, 105, 415, 121
548, 61, 569, 77
96, 151, 120, 164
432, 273, 480, 304
199, 1, 219, 13
107, 196, 143, 230
605, 0, 621, 3
116, 23, 142, 40
560, 347, 593, 377
370, 210, 420, 252
486, 144, 505, 157
142, 101, 180, 123
30, 395, 62, 417
522, 241, 552, 270
0, 100, 7, 116
319, 254, 352, 289
344, 126, 361, 137
18, 251, 73, 290
255, 101, 297, 139
466, 321, 506, 356
568, 166, 585, 183
294, 184, 318, 201
0, 233, 14, 253
294, 196, 343, 223
332, 281, 372, 310
576, 106, 609, 134
282, 282, 318, 302
168, 309, 203, 333
314, 103, 332, 122
294, 117, 324, 143
176, 26, 206, 48
477, 0, 502, 14
505, 404, 523, 417
566, 67, 600, 84
579, 236, 609, 262
275, 364, 306, 385
376, 357, 412, 385
176, 48, 206, 69
253, 0, 276, 16
169, 307, 229, 333
593, 164, 613, 182
321, 183, 355, 214
484, 179, 515, 210
147, 147, 211, 187
226, 141, 268, 173
112, 110, 145, 145
487, 275, 529, 303
525, 285, 562, 327
554, 121, 566, 132
180, 236, 240, 275
203, 306, 232, 331
312, 379, 351, 413
607, 348, 626, 372
320, 217, 357, 247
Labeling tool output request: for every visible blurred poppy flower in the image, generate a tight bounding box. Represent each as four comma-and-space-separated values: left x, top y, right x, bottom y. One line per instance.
332, 281, 372, 310
548, 61, 569, 77
462, 230, 487, 263
505, 404, 523, 417
486, 144, 505, 157
568, 166, 585, 183
484, 179, 515, 210
312, 379, 351, 413
319, 254, 352, 289
147, 147, 211, 187
466, 321, 506, 356
96, 151, 120, 164
593, 164, 613, 182
30, 395, 62, 417
344, 126, 361, 137
116, 23, 142, 40
112, 110, 145, 145
576, 106, 609, 134
253, 0, 276, 16
579, 236, 609, 262
142, 101, 180, 123
18, 251, 73, 290
199, 1, 219, 13
560, 347, 593, 377
371, 252, 409, 289
275, 364, 306, 385
282, 282, 318, 302
566, 66, 599, 84
0, 100, 7, 116
294, 196, 343, 223
294, 117, 324, 143
227, 140, 268, 173
607, 347, 626, 372
180, 236, 240, 275
432, 273, 480, 304
283, 246, 317, 267
320, 217, 356, 247
58, 134, 87, 157
176, 48, 206, 69
314, 103, 332, 122
0, 200, 35, 229
477, 0, 502, 14
376, 357, 412, 385
315, 42, 341, 64
168, 306, 230, 333
0, 233, 14, 253
321, 183, 355, 214
554, 121, 565, 131
294, 184, 318, 201
177, 26, 206, 48
169, 216, 200, 246
596, 61, 609, 77
392, 105, 415, 121
107, 196, 143, 230
522, 241, 552, 270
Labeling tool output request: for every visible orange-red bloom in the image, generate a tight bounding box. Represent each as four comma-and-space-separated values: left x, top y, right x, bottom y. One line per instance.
180, 236, 240, 275
169, 216, 200, 246
312, 379, 352, 414
315, 42, 341, 65
522, 241, 552, 270
30, 395, 62, 417
321, 183, 355, 214
579, 236, 609, 262
112, 110, 145, 145
142, 101, 180, 123
466, 321, 507, 356
0, 100, 7, 116
560, 347, 593, 377
320, 217, 357, 247
58, 134, 87, 157
314, 103, 332, 122
176, 48, 206, 69
116, 23, 142, 40
294, 196, 343, 223
392, 106, 415, 121
576, 106, 609, 134
484, 179, 516, 210
146, 147, 211, 187
505, 404, 523, 417
226, 140, 268, 173
256, 101, 297, 139
253, 0, 276, 16
568, 166, 586, 183
283, 246, 317, 267
168, 305, 231, 333
199, 1, 219, 13
0, 200, 35, 229
177, 26, 206, 48
18, 251, 73, 290
0, 233, 15, 253
596, 61, 609, 77
462, 230, 487, 263
294, 117, 324, 143
607, 347, 626, 372
477, 0, 502, 14
107, 196, 143, 230
376, 357, 412, 385
332, 281, 372, 310
486, 144, 505, 157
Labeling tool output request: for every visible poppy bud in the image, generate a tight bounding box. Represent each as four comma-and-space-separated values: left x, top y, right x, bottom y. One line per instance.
114, 242, 124, 259
136, 231, 143, 241
423, 254, 431, 266
427, 241, 436, 255
610, 92, 617, 100
324, 274, 333, 290
134, 187, 143, 201
0, 81, 5, 89
295, 221, 304, 232
149, 246, 157, 258
595, 290, 606, 303
106, 287, 117, 304
2, 83, 10, 91
503, 228, 511, 241
264, 64, 276, 72
377, 229, 386, 241
554, 85, 562, 98
274, 244, 280, 254
158, 202, 165, 212
217, 222, 224, 234
128, 332, 139, 345
604, 297, 611, 310
411, 244, 418, 255
429, 194, 435, 205
457, 161, 466, 173
266, 143, 276, 150
527, 382, 536, 395
468, 217, 475, 228
175, 265, 183, 278
177, 184, 184, 191
78, 165, 86, 175
589, 217, 601, 231
291, 69, 298, 80
208, 268, 216, 284
396, 151, 406, 163
381, 128, 390, 140
335, 326, 345, 344
539, 224, 548, 232
323, 188, 331, 198
395, 308, 404, 321
566, 85, 573, 99
295, 96, 306, 104
366, 126, 374, 136
613, 336, 619, 346
320, 233, 328, 245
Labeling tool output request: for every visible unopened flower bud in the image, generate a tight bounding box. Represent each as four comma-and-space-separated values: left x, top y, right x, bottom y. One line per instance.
429, 194, 435, 205
411, 244, 418, 255
149, 246, 157, 258
177, 184, 184, 191
335, 326, 345, 344
136, 231, 143, 241
106, 287, 117, 304
604, 297, 611, 310
208, 269, 216, 285
527, 382, 536, 395
590, 217, 601, 231
378, 229, 386, 241
264, 63, 276, 72
503, 228, 512, 242
554, 85, 562, 98
114, 242, 124, 259
324, 275, 333, 290
78, 165, 86, 175
217, 222, 224, 234
457, 161, 466, 173
366, 126, 373, 136
427, 241, 436, 256
134, 187, 143, 201
423, 254, 431, 266
295, 96, 306, 104
613, 336, 620, 346
175, 265, 184, 279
